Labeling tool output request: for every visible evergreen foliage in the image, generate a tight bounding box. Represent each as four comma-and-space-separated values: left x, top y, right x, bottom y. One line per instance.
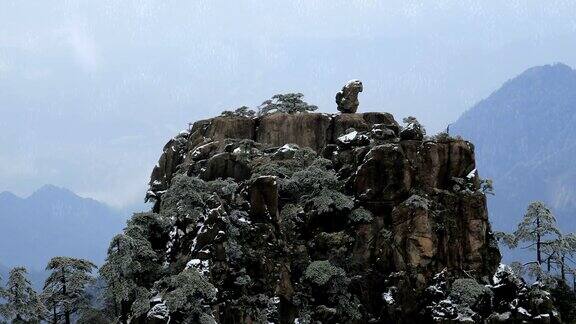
546, 233, 576, 281
285, 161, 340, 198
304, 260, 346, 286
251, 148, 348, 219
76, 307, 113, 324
306, 188, 354, 215
160, 175, 212, 225
99, 212, 169, 323
99, 233, 156, 323
160, 175, 237, 226
153, 269, 217, 322
79, 115, 524, 321
497, 201, 563, 274
449, 278, 493, 308
348, 207, 374, 224
550, 279, 576, 323
496, 200, 576, 317
99, 175, 240, 322
221, 106, 256, 118
303, 260, 360, 320
43, 257, 96, 324
0, 267, 46, 323
258, 93, 318, 116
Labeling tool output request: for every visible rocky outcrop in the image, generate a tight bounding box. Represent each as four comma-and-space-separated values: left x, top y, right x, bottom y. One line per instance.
257, 113, 332, 151
333, 112, 399, 138
336, 79, 363, 113
148, 112, 400, 192
250, 176, 280, 224
146, 133, 189, 204
145, 112, 508, 323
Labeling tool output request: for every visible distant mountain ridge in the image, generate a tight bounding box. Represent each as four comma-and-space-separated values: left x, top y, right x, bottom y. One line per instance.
0, 185, 128, 272
452, 63, 576, 233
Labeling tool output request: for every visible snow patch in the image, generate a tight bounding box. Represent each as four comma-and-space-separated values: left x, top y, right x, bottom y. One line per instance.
186, 258, 210, 276
238, 216, 251, 224
382, 291, 394, 305
346, 79, 361, 86
278, 144, 298, 153
518, 307, 531, 317
338, 131, 358, 143
147, 302, 170, 320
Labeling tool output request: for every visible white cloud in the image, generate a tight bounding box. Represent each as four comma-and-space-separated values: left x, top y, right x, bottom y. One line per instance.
57, 21, 100, 73
0, 56, 9, 77
0, 155, 37, 178
2, 0, 576, 208
78, 171, 149, 209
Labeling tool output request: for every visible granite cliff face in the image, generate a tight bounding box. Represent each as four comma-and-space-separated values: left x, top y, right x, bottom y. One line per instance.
140, 111, 515, 323
147, 112, 400, 197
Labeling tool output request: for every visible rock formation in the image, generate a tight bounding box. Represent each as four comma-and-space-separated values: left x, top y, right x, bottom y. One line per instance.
140, 110, 569, 323
336, 79, 363, 113
128, 104, 572, 323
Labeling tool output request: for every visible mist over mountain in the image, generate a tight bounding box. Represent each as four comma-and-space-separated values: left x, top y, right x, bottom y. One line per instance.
452, 63, 576, 234
0, 185, 128, 272
4, 1, 576, 209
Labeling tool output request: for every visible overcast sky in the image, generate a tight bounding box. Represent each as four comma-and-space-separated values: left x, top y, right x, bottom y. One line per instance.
2, 1, 576, 208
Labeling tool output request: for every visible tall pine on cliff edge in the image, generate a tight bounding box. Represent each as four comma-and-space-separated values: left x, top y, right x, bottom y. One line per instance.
452, 63, 576, 233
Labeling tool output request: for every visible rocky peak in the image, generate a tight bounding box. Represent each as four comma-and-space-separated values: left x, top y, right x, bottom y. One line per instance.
29, 184, 76, 200
142, 110, 510, 322
336, 80, 364, 113
147, 112, 400, 201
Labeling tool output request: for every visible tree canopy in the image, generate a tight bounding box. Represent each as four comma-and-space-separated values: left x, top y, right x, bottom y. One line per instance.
99, 212, 168, 323
497, 201, 576, 302
43, 257, 96, 324
220, 106, 256, 118
0, 267, 46, 323
258, 93, 318, 116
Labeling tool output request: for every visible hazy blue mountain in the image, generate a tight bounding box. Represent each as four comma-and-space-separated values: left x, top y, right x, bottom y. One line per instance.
0, 185, 128, 272
452, 63, 576, 237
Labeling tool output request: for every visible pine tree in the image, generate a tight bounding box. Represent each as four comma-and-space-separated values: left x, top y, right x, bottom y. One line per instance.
153, 268, 217, 322
0, 267, 46, 323
99, 233, 156, 323
100, 212, 168, 323
221, 106, 256, 118
76, 307, 113, 324
497, 201, 562, 280
572, 269, 576, 293
546, 233, 576, 281
43, 257, 96, 324
258, 93, 318, 116
509, 202, 560, 262
497, 202, 576, 292
42, 290, 60, 324
0, 273, 4, 313
550, 278, 576, 323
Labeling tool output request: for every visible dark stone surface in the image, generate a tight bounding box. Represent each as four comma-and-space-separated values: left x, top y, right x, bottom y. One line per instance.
145, 112, 507, 323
